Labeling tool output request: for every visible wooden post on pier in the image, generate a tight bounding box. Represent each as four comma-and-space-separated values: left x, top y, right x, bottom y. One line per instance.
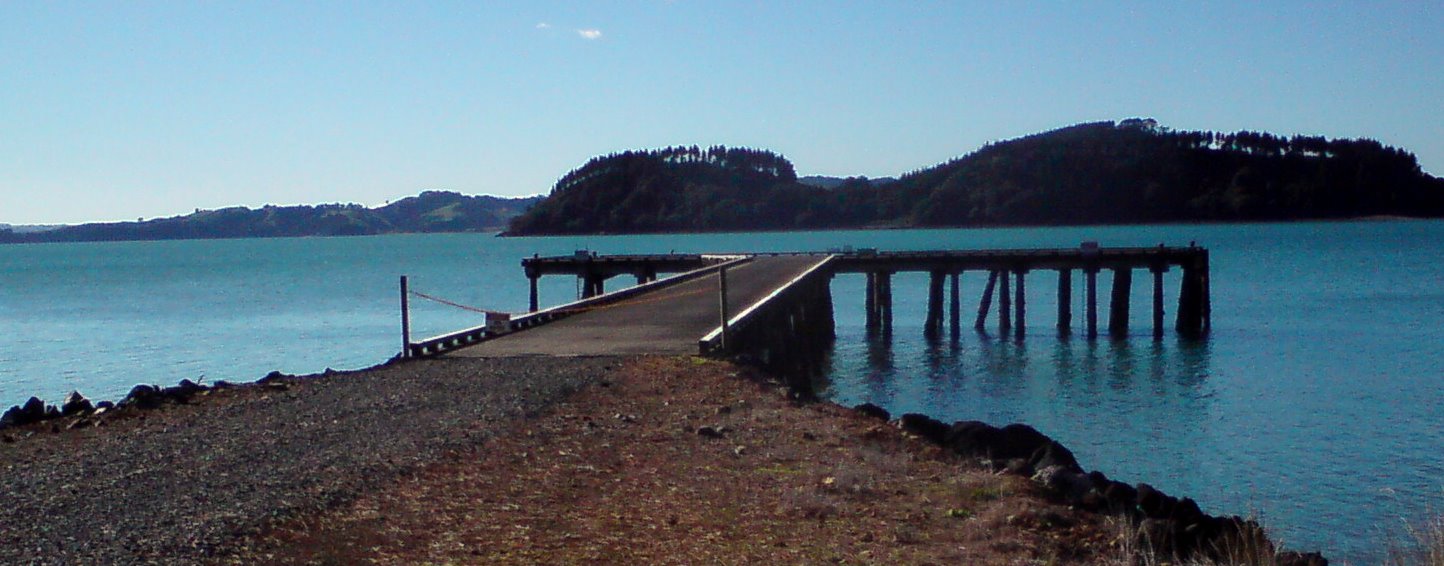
1014, 269, 1027, 339
998, 269, 1012, 335
1057, 269, 1072, 335
528, 275, 539, 313
949, 272, 961, 338
1085, 268, 1099, 338
925, 271, 945, 338
976, 270, 998, 330
399, 275, 411, 358
1151, 266, 1166, 339
1109, 268, 1132, 337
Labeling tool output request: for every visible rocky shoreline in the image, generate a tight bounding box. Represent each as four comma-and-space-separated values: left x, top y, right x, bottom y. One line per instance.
872, 406, 1327, 565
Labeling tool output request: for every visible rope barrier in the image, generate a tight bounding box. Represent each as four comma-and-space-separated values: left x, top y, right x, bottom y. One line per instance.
408, 290, 508, 316
408, 278, 716, 319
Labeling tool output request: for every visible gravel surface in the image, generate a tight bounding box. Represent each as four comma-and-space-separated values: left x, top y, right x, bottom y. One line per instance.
0, 356, 618, 565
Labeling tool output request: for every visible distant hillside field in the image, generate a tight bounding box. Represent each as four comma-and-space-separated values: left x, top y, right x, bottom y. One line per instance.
1, 192, 542, 244
504, 120, 1444, 236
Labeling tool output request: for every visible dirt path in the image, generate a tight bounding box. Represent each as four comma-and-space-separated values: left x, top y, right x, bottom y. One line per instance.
224, 357, 1118, 565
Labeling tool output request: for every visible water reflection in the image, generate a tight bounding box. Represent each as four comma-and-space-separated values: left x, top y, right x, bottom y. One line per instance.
820, 323, 1216, 504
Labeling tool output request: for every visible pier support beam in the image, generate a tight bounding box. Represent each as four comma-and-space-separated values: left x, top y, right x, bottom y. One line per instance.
925, 271, 945, 338
865, 272, 878, 331
1057, 269, 1072, 335
1109, 268, 1132, 337
1014, 269, 1027, 339
1177, 265, 1206, 337
528, 275, 539, 313
1085, 268, 1099, 338
998, 269, 1012, 335
580, 274, 606, 299
949, 272, 961, 338
877, 271, 893, 335
1151, 266, 1166, 339
976, 270, 998, 331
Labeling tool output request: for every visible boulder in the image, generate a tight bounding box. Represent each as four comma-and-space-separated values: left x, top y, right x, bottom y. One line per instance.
61, 391, 93, 416
1170, 497, 1206, 527
94, 400, 115, 411
1032, 465, 1097, 503
0, 406, 21, 428
1136, 483, 1179, 520
852, 403, 890, 421
943, 420, 1000, 456
0, 397, 63, 429
161, 379, 207, 403
121, 384, 163, 409
1002, 458, 1034, 477
1101, 481, 1139, 514
1030, 440, 1082, 473
898, 413, 950, 444
22, 397, 46, 422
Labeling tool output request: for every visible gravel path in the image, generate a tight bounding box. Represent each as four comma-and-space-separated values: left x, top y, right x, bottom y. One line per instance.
0, 356, 618, 565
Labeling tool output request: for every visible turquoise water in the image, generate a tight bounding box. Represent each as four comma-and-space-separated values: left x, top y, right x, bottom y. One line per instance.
3, 222, 1442, 562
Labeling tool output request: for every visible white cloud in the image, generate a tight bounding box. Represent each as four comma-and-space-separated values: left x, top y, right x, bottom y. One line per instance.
576, 28, 602, 40
535, 22, 550, 29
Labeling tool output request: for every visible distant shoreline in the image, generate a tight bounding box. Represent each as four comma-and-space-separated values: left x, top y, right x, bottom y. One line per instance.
2, 214, 1435, 246
498, 214, 1440, 238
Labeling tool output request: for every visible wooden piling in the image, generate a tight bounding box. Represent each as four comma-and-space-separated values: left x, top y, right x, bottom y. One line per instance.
976, 270, 998, 330
1057, 269, 1072, 335
1109, 268, 1132, 337
1014, 269, 1027, 339
865, 272, 878, 331
528, 276, 539, 313
949, 272, 961, 338
998, 269, 1012, 335
925, 271, 945, 338
879, 271, 893, 334
1177, 266, 1204, 336
1151, 266, 1166, 339
1201, 252, 1212, 333
1086, 268, 1099, 338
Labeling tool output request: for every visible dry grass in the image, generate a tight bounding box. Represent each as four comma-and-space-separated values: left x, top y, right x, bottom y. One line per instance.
1099, 514, 1282, 566
1385, 511, 1444, 565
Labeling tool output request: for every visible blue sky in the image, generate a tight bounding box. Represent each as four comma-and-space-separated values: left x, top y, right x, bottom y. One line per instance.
3, 1, 1441, 224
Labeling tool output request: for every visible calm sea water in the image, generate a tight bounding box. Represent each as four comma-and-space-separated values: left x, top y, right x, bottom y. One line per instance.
3, 222, 1442, 562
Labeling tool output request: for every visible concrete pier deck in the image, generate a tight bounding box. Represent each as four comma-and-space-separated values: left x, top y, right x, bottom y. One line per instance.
448, 255, 829, 357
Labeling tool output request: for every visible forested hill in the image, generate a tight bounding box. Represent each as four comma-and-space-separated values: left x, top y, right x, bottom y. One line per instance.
506, 146, 824, 234
504, 121, 1444, 235
0, 191, 541, 244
